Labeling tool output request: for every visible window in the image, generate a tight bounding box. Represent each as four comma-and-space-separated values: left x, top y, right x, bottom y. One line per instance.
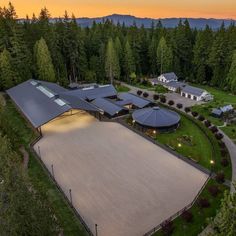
30, 80, 38, 86
54, 98, 66, 106
36, 85, 54, 98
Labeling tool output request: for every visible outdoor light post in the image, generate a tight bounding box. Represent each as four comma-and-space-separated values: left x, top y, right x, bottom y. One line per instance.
153, 129, 157, 140
69, 189, 72, 205
95, 224, 98, 236
38, 146, 41, 158
210, 160, 215, 175
51, 164, 54, 179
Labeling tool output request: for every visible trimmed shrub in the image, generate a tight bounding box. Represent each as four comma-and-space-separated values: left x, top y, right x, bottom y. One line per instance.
204, 120, 211, 127
208, 185, 220, 197
143, 92, 149, 98
221, 158, 229, 167
220, 149, 228, 157
137, 90, 143, 96
191, 111, 198, 117
198, 115, 205, 121
153, 94, 159, 101
181, 210, 193, 223
215, 133, 224, 140
176, 103, 183, 109
184, 107, 191, 113
210, 126, 218, 133
160, 96, 166, 103
215, 172, 225, 183
219, 141, 226, 149
161, 220, 174, 235
198, 198, 210, 208
168, 100, 174, 106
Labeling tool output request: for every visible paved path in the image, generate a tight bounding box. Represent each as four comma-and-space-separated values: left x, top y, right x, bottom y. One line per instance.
219, 129, 236, 192
117, 81, 203, 107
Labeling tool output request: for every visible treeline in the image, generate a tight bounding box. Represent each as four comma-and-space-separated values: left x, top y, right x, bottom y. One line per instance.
1, 3, 236, 92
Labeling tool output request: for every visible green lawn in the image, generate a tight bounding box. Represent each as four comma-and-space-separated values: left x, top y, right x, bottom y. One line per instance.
115, 84, 130, 92
3, 101, 88, 236
191, 83, 236, 141
153, 179, 228, 236
154, 84, 169, 94
156, 115, 213, 168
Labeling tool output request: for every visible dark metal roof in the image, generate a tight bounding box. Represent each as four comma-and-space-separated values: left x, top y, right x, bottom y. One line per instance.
115, 99, 133, 106
60, 84, 117, 101
118, 93, 151, 108
59, 94, 99, 112
6, 80, 71, 128
38, 80, 68, 94
181, 85, 205, 96
132, 106, 180, 128
6, 80, 100, 128
91, 98, 127, 116
166, 81, 186, 89
161, 72, 178, 81
212, 108, 223, 116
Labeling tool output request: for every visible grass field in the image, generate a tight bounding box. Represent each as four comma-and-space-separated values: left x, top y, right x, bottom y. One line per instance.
153, 179, 228, 236
115, 84, 130, 92
3, 101, 88, 236
155, 115, 213, 168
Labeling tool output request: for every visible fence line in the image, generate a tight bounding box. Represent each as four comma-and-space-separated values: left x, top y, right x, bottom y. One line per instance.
143, 175, 211, 236
29, 135, 94, 236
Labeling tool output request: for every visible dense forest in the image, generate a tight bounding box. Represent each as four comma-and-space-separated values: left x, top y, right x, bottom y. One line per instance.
1, 3, 236, 92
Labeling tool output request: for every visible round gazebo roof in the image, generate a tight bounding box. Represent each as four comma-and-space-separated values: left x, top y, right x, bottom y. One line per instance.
132, 106, 180, 128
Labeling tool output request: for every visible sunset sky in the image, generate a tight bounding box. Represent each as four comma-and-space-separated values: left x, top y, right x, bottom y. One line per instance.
1, 0, 236, 19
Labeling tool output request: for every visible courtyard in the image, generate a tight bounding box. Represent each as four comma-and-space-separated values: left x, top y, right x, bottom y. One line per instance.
35, 111, 208, 236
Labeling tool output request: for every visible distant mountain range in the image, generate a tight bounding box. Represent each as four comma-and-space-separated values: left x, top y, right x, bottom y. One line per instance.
74, 14, 235, 29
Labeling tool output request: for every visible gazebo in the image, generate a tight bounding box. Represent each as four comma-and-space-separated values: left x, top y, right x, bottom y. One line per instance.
132, 106, 180, 133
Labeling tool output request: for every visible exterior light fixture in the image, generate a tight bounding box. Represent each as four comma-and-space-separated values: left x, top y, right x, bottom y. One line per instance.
210, 160, 215, 165
178, 143, 182, 147
132, 120, 135, 123
153, 130, 156, 134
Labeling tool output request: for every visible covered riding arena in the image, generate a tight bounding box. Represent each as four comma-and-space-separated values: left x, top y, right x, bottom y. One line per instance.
35, 111, 208, 236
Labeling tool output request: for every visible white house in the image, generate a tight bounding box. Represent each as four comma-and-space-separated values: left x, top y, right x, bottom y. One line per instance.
158, 72, 178, 83
180, 85, 213, 101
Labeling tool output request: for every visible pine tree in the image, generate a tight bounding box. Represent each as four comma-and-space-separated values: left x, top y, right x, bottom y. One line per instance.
227, 50, 236, 93
34, 37, 56, 82
0, 48, 16, 89
193, 25, 213, 83
148, 36, 158, 75
208, 23, 229, 87
105, 38, 120, 84
210, 183, 236, 235
123, 40, 135, 81
157, 37, 173, 74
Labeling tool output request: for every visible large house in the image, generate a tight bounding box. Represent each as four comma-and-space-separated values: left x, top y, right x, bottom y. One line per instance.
180, 85, 213, 102
158, 72, 178, 83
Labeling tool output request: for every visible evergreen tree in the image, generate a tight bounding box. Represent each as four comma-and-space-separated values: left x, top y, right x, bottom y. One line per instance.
208, 23, 228, 87
193, 25, 213, 83
34, 37, 56, 82
0, 48, 16, 89
123, 40, 135, 81
209, 183, 236, 235
105, 38, 120, 84
148, 36, 158, 75
157, 37, 173, 74
227, 50, 236, 93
